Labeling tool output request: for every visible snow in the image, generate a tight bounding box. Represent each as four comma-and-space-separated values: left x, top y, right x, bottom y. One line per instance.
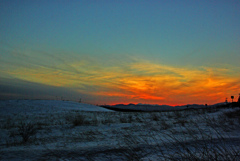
0, 100, 112, 115
0, 100, 239, 160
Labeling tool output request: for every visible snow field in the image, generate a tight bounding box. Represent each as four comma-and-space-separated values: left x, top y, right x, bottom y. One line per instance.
0, 100, 240, 160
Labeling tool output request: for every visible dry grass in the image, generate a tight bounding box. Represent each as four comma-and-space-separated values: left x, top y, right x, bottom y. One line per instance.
1, 106, 240, 160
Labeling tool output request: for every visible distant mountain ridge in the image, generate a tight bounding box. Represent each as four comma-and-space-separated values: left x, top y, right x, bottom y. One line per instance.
101, 102, 234, 112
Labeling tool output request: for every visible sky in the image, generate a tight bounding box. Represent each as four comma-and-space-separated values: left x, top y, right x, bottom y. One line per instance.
0, 0, 240, 105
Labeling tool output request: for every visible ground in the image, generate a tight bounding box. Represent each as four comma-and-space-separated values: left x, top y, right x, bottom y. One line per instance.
0, 100, 239, 160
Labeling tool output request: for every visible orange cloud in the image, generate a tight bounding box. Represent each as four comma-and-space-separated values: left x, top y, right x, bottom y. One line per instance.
5, 58, 240, 105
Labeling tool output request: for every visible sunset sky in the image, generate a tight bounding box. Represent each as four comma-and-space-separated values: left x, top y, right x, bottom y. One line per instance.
0, 0, 240, 105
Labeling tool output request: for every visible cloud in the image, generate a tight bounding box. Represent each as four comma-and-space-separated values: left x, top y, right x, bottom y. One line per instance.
0, 77, 84, 100
1, 47, 240, 105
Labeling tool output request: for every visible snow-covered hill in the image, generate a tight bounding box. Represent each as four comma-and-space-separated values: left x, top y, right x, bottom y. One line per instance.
0, 100, 113, 115
0, 100, 239, 160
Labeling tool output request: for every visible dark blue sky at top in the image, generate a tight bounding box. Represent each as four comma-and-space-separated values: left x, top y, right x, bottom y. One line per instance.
1, 0, 239, 65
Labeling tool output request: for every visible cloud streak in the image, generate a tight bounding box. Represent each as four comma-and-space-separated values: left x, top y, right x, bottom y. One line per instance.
2, 49, 240, 105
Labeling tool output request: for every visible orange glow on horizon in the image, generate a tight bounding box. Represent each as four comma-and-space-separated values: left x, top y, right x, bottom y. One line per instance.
5, 59, 240, 105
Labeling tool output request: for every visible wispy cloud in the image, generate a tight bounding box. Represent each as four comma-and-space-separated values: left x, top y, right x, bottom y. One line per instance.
1, 47, 240, 105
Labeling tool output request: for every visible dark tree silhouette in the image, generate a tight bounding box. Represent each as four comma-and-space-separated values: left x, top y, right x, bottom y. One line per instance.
231, 96, 234, 102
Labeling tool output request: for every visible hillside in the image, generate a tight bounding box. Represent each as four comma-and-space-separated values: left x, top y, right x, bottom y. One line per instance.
0, 100, 113, 114
0, 100, 239, 160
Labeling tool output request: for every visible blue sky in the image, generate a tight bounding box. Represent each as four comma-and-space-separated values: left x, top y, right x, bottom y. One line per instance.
1, 0, 240, 105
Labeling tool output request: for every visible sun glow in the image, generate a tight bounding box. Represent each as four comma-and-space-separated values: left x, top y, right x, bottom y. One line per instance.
5, 58, 240, 105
